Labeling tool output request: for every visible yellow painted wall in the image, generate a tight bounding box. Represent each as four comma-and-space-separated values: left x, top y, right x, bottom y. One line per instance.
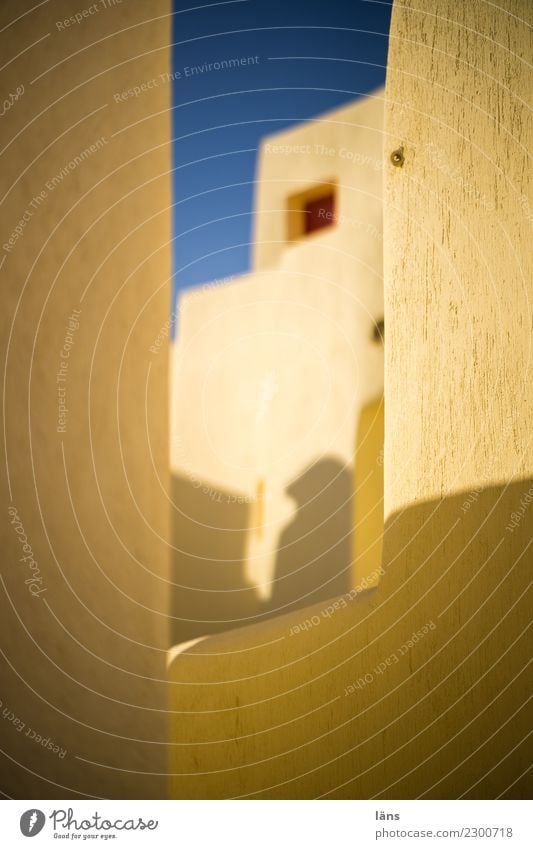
384, 0, 533, 515
353, 396, 384, 589
0, 0, 172, 798
169, 0, 532, 799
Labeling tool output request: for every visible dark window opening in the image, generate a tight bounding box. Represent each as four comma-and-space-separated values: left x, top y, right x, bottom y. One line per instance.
287, 181, 337, 242
303, 191, 336, 234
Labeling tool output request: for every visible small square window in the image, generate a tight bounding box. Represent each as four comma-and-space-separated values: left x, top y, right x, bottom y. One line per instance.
287, 181, 337, 242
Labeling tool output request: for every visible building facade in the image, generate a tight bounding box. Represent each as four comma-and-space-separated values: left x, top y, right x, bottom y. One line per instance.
171, 93, 385, 644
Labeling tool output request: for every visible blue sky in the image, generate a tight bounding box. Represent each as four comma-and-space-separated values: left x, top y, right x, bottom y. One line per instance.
171, 0, 392, 311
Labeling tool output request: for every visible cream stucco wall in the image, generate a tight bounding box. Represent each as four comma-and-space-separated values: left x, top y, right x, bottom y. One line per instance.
253, 94, 384, 275
384, 0, 533, 514
0, 0, 172, 798
170, 94, 384, 641
169, 0, 532, 799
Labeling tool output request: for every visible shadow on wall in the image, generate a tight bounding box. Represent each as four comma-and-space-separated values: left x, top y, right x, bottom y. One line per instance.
170, 475, 259, 646
266, 458, 353, 617
169, 478, 533, 800
170, 457, 353, 645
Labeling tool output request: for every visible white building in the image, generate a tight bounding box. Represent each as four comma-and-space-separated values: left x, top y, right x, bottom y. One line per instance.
170, 91, 385, 643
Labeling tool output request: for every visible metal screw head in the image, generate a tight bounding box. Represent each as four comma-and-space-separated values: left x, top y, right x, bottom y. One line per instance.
390, 147, 404, 167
